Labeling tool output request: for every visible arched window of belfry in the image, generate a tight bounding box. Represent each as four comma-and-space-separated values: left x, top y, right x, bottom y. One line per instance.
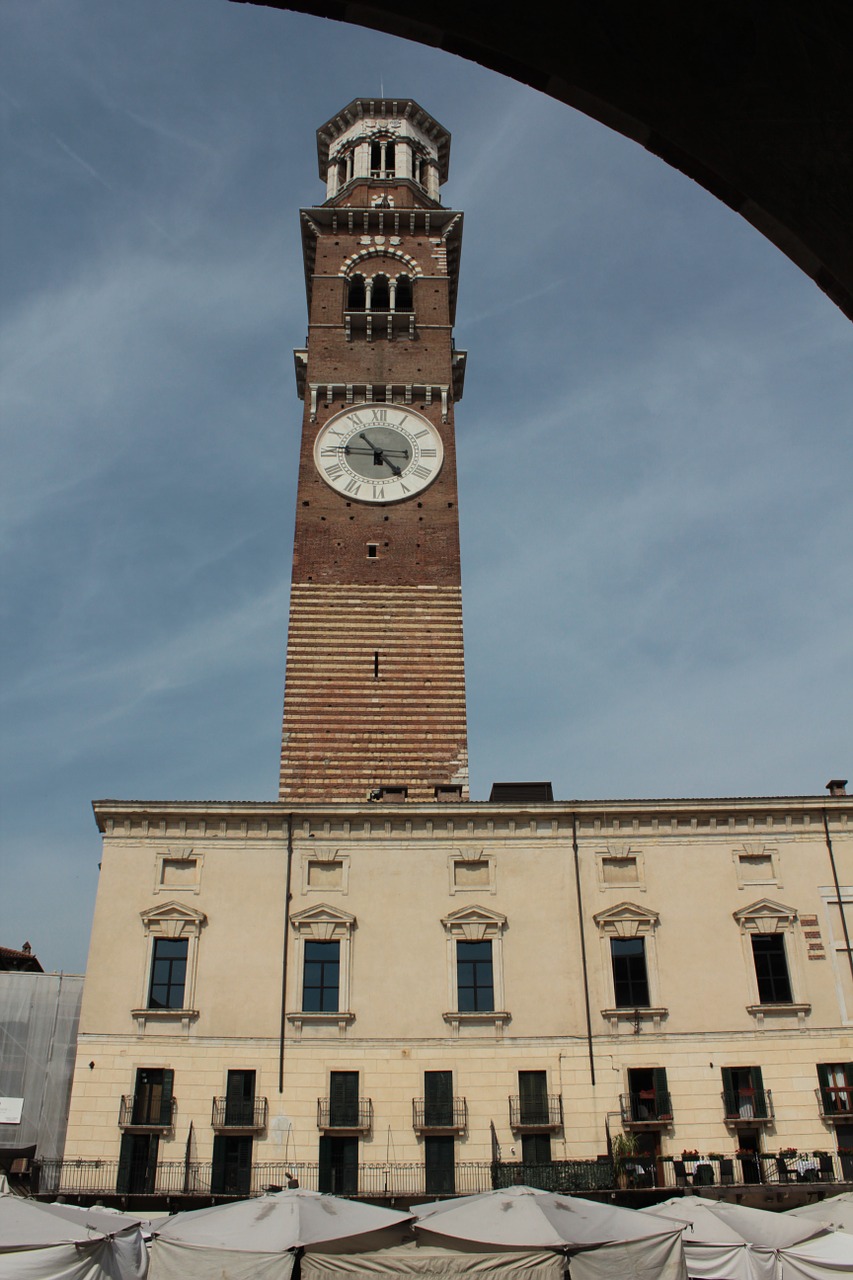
371, 275, 390, 311
347, 275, 366, 311
395, 275, 413, 311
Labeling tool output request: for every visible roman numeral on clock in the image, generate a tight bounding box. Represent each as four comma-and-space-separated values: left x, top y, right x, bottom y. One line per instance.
344, 478, 362, 495
324, 463, 344, 480
411, 464, 431, 479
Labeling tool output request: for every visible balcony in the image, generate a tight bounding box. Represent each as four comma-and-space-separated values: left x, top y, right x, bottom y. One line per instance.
412, 1097, 467, 1133
816, 1085, 853, 1122
211, 1096, 268, 1132
509, 1095, 563, 1132
31, 1149, 851, 1203
620, 1091, 673, 1127
118, 1094, 176, 1132
722, 1089, 774, 1124
317, 1098, 372, 1133
344, 309, 415, 342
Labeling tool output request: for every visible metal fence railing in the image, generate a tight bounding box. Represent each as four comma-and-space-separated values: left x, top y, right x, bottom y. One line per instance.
31, 1150, 852, 1199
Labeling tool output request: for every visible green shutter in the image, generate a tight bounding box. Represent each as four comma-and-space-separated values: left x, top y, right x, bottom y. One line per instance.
330, 1071, 358, 1126
211, 1135, 227, 1194
425, 1071, 452, 1125
318, 1136, 333, 1193
653, 1068, 670, 1117
159, 1069, 174, 1127
144, 1135, 159, 1192
721, 1067, 735, 1115
117, 1133, 134, 1194
750, 1066, 767, 1118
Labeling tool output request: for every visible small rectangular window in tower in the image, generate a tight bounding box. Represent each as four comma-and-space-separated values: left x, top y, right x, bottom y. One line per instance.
367, 544, 378, 558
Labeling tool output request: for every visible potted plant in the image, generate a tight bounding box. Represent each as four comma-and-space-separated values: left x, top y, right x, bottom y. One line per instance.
611, 1132, 640, 1188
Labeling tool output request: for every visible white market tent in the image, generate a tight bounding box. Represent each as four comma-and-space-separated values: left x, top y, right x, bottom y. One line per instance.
0, 1195, 147, 1280
786, 1193, 853, 1234
411, 1185, 687, 1280
149, 1188, 412, 1280
639, 1195, 810, 1280
302, 1243, 564, 1280
778, 1230, 853, 1280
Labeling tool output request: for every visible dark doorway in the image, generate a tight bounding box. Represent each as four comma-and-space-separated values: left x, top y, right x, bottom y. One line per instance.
211, 1134, 253, 1195
319, 1135, 358, 1194
117, 1133, 159, 1194
424, 1135, 455, 1195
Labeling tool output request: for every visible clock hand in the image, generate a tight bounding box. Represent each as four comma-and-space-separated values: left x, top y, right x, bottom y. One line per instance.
358, 432, 403, 476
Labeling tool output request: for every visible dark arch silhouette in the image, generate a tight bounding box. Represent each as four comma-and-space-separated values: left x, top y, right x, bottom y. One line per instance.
233, 0, 853, 323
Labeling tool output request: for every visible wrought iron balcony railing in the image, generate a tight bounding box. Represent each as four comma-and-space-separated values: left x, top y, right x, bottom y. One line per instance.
412, 1097, 468, 1132
317, 1098, 372, 1132
29, 1149, 851, 1202
816, 1085, 853, 1120
722, 1089, 774, 1123
118, 1094, 176, 1131
508, 1095, 564, 1131
211, 1096, 269, 1132
619, 1091, 673, 1126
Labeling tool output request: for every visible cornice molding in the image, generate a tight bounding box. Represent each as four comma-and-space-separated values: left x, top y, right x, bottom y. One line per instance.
92, 796, 851, 840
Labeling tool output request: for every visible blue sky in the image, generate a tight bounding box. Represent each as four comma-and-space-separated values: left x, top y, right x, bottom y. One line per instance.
2, 0, 851, 973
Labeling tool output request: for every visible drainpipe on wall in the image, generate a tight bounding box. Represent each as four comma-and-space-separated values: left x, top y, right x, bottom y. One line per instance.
572, 812, 596, 1087
823, 780, 853, 985
279, 814, 294, 1094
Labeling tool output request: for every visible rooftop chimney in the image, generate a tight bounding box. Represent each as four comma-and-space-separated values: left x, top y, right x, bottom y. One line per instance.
826, 779, 848, 796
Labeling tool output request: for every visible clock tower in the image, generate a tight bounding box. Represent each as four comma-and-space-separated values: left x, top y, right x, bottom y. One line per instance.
280, 99, 469, 803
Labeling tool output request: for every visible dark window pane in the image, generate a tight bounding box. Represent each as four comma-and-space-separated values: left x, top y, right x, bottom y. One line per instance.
752, 935, 792, 1003
148, 938, 187, 1009
456, 940, 494, 1012
303, 940, 340, 1012
611, 937, 650, 1007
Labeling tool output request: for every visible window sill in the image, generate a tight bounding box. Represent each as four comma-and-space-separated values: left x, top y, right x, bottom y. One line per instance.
443, 1011, 510, 1040
131, 1008, 198, 1034
287, 1011, 355, 1040
602, 1007, 668, 1032
747, 1002, 811, 1027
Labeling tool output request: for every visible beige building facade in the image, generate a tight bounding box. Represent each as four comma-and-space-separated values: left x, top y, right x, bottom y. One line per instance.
58, 790, 852, 1201
55, 98, 853, 1205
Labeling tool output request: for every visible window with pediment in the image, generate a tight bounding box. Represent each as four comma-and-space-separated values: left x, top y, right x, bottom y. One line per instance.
134, 901, 206, 1028
733, 899, 809, 1018
593, 902, 666, 1027
441, 906, 509, 1033
288, 903, 356, 1029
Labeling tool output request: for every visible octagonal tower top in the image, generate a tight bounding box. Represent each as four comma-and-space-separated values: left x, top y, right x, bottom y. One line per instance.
316, 98, 451, 205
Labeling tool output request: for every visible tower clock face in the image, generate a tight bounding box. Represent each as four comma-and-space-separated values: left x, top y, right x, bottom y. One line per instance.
313, 404, 444, 504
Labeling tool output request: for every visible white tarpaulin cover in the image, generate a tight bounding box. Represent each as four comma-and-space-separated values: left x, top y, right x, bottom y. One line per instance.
707, 1202, 825, 1250
0, 1196, 147, 1280
786, 1194, 853, 1234
639, 1198, 776, 1280
412, 1186, 682, 1249
149, 1238, 295, 1280
154, 1188, 411, 1250
569, 1234, 687, 1280
778, 1230, 853, 1280
302, 1243, 564, 1280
